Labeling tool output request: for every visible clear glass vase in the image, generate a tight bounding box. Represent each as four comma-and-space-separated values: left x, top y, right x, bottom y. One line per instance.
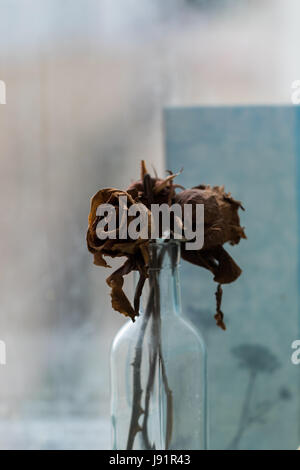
110, 240, 207, 450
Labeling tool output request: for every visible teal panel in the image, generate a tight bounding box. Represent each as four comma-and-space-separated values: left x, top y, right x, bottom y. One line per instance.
164, 106, 300, 450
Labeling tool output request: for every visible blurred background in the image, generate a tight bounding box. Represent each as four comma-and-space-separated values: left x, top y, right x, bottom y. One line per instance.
0, 0, 299, 449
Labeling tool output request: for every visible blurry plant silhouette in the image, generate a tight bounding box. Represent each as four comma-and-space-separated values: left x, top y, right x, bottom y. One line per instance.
228, 344, 283, 450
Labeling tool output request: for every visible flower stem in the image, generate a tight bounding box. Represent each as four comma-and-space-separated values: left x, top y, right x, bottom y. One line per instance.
126, 242, 173, 450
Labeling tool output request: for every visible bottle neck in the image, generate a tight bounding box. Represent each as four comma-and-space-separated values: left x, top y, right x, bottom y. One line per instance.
141, 240, 182, 319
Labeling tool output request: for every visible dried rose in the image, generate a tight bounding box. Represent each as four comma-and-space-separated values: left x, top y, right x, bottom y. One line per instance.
175, 184, 246, 329
87, 187, 149, 320
175, 185, 246, 285
175, 185, 246, 250
87, 187, 149, 267
127, 160, 182, 207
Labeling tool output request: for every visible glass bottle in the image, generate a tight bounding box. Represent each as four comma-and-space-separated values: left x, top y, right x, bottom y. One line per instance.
110, 240, 207, 450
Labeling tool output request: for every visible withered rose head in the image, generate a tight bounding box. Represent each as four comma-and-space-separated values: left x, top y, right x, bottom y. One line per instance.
175, 184, 247, 325
87, 187, 149, 321
175, 185, 246, 250
87, 187, 149, 268
127, 161, 182, 207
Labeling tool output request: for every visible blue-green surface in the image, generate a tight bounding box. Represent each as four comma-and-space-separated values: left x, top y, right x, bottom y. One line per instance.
165, 106, 300, 450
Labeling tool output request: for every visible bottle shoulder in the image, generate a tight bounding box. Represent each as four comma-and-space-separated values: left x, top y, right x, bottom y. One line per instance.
165, 314, 206, 354
111, 319, 133, 353
111, 314, 206, 356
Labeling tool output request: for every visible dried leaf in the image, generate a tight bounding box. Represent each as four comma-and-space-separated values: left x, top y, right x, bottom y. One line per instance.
106, 259, 137, 321
215, 284, 226, 330
211, 245, 242, 284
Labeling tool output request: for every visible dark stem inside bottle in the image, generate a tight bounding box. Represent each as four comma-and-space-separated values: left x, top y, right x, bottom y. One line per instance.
126, 240, 179, 450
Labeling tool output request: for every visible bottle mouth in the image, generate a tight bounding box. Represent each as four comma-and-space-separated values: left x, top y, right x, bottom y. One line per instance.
148, 239, 180, 247
148, 239, 180, 270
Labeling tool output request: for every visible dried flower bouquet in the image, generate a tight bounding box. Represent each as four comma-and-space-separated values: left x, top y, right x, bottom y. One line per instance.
87, 161, 246, 449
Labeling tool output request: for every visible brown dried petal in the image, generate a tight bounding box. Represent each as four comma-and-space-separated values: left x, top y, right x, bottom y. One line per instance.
181, 245, 242, 284
215, 284, 226, 330
106, 258, 137, 321
210, 246, 242, 284
175, 186, 246, 249
181, 245, 218, 274
87, 187, 150, 265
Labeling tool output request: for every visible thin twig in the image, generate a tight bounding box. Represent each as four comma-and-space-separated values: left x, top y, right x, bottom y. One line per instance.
140, 268, 160, 448
126, 287, 154, 450
142, 245, 173, 450
134, 270, 146, 315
